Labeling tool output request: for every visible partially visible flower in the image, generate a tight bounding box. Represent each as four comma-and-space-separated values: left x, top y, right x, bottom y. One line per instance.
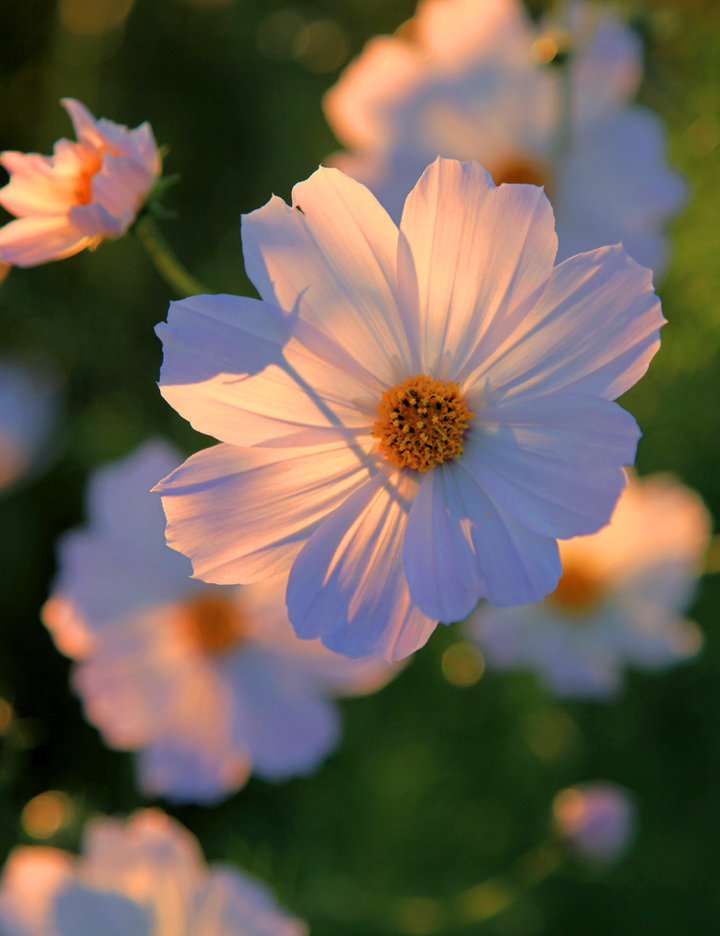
43, 440, 397, 804
466, 473, 710, 698
0, 808, 307, 936
553, 781, 636, 862
0, 357, 61, 492
154, 157, 664, 661
324, 0, 686, 274
0, 98, 160, 266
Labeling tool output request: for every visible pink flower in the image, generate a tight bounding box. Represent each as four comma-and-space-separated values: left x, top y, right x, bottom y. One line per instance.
466, 473, 710, 698
154, 157, 664, 662
43, 440, 397, 803
0, 99, 160, 266
0, 809, 307, 936
553, 782, 636, 862
324, 0, 686, 274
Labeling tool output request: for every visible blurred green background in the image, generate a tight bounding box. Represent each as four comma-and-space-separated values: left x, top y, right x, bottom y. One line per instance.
0, 0, 719, 933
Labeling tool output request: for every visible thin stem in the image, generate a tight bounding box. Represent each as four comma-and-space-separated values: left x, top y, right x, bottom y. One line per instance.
135, 216, 209, 297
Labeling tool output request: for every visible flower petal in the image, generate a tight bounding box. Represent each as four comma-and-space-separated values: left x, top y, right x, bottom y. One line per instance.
464, 393, 639, 538
53, 885, 150, 936
0, 215, 90, 265
402, 466, 485, 622
157, 294, 380, 448
452, 464, 561, 606
223, 649, 339, 781
286, 474, 437, 661
242, 166, 411, 383
155, 441, 372, 584
467, 243, 664, 402
397, 157, 557, 376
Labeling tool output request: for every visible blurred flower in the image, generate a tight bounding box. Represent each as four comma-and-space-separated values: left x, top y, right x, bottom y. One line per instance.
324, 0, 686, 274
0, 98, 160, 266
553, 781, 635, 862
0, 357, 61, 492
155, 157, 663, 661
0, 808, 307, 935
43, 440, 396, 804
466, 473, 710, 698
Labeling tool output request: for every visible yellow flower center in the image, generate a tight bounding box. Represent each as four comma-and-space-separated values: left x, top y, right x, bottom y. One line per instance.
180, 593, 246, 656
373, 374, 473, 472
546, 562, 603, 614
490, 155, 552, 198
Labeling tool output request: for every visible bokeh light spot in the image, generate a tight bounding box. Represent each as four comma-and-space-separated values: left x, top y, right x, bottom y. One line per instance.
21, 791, 75, 840
59, 0, 135, 36
442, 642, 485, 687
292, 19, 350, 74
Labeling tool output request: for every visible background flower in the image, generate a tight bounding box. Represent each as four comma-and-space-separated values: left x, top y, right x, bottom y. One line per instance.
156, 157, 663, 661
0, 808, 307, 936
0, 98, 160, 266
43, 440, 397, 804
552, 781, 636, 862
324, 0, 686, 274
466, 472, 710, 697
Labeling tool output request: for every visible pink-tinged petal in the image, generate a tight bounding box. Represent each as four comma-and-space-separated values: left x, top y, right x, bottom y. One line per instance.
127, 122, 162, 177
397, 158, 557, 376
465, 393, 639, 538
555, 109, 688, 271
0, 152, 78, 216
0, 847, 74, 936
568, 2, 642, 117
452, 465, 562, 605
53, 885, 150, 936
155, 441, 372, 584
416, 0, 534, 65
223, 649, 339, 781
60, 98, 105, 150
91, 153, 155, 220
157, 294, 379, 448
0, 215, 90, 265
286, 474, 437, 661
194, 870, 308, 936
403, 466, 485, 622
242, 167, 411, 383
467, 244, 664, 402
68, 201, 129, 238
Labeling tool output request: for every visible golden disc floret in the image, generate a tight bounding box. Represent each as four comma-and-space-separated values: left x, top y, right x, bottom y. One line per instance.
373, 374, 473, 472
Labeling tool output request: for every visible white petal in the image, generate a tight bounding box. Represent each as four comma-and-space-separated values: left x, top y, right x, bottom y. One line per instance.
452, 465, 562, 606
222, 649, 340, 781
396, 157, 557, 376
242, 166, 411, 383
0, 215, 90, 265
403, 466, 485, 622
157, 294, 380, 448
155, 441, 372, 584
467, 244, 664, 402
286, 474, 437, 661
53, 885, 150, 936
465, 393, 639, 538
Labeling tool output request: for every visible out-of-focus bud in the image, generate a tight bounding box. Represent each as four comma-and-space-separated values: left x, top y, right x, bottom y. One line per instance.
0, 99, 161, 266
552, 781, 636, 862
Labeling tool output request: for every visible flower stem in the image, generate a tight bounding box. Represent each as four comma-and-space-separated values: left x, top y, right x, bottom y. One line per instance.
135, 216, 209, 297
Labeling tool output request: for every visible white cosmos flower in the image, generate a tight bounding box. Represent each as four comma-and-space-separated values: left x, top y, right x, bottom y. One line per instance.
466, 472, 710, 698
324, 0, 686, 274
43, 440, 396, 804
154, 158, 663, 662
0, 809, 307, 936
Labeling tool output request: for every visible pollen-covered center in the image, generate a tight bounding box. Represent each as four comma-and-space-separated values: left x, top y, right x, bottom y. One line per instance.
373, 374, 473, 472
180, 593, 247, 656
547, 562, 604, 615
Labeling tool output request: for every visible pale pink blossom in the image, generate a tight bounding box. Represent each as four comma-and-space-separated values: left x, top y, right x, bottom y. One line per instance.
0, 99, 160, 266
325, 0, 686, 274
0, 808, 307, 936
553, 782, 635, 862
43, 440, 396, 803
154, 158, 664, 661
466, 473, 710, 697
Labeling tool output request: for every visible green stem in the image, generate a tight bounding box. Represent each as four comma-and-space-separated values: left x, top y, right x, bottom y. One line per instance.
135, 216, 209, 297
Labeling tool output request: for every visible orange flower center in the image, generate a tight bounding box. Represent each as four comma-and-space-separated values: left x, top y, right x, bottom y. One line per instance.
490, 155, 552, 198
373, 374, 473, 472
546, 562, 603, 614
180, 593, 246, 656
73, 150, 103, 205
